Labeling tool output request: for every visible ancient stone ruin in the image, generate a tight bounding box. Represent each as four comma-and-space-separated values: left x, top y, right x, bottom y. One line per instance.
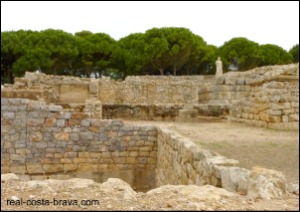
1, 63, 299, 200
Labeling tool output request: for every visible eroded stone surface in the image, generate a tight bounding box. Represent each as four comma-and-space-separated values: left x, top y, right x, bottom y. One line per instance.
247, 167, 288, 200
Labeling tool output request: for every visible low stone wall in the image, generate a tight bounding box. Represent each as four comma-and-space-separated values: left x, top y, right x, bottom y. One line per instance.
1, 64, 298, 124
99, 76, 199, 105
2, 73, 199, 105
229, 79, 299, 129
102, 104, 183, 121
156, 128, 250, 193
1, 98, 157, 191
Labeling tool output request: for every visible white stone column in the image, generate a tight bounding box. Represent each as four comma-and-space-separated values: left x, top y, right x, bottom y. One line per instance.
215, 57, 223, 77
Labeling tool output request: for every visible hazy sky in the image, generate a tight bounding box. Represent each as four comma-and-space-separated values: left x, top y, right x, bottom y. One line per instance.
1, 1, 299, 50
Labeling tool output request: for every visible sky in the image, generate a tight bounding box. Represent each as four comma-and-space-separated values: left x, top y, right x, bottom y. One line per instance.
1, 1, 299, 50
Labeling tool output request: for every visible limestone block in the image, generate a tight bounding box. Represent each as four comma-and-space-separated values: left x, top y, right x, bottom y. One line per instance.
3, 112, 16, 119
269, 116, 282, 123
247, 167, 287, 200
27, 164, 44, 174
139, 146, 152, 151
288, 183, 299, 195
214, 166, 250, 193
113, 157, 126, 164
215, 77, 225, 85
74, 158, 87, 163
128, 151, 138, 157
148, 158, 156, 164
225, 78, 237, 85
77, 163, 97, 172
78, 152, 90, 158
1, 173, 20, 182
64, 152, 77, 158
45, 118, 56, 127
282, 115, 289, 123
126, 157, 137, 164
49, 105, 62, 112
36, 142, 47, 148
43, 164, 64, 173
54, 132, 69, 141
101, 152, 111, 158
29, 132, 43, 142
60, 158, 73, 163
10, 166, 26, 174
79, 132, 93, 140
56, 119, 65, 127
236, 78, 246, 85
289, 114, 299, 121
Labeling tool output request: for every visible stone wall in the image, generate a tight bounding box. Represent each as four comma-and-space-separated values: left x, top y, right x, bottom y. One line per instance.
1, 98, 157, 191
0, 98, 250, 193
98, 76, 199, 105
1, 63, 298, 127
229, 65, 299, 129
156, 128, 250, 193
1, 98, 290, 194
103, 104, 183, 121
1, 73, 199, 105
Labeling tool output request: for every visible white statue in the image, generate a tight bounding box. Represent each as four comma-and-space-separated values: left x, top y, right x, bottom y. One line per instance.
215, 57, 223, 76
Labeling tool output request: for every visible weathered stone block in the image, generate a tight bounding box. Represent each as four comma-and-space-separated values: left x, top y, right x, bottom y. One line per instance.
10, 166, 26, 174
126, 157, 137, 164
64, 164, 77, 172
54, 132, 69, 141
27, 164, 44, 174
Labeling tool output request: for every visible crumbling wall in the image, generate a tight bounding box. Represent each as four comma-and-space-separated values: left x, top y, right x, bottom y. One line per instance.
98, 76, 199, 105
1, 98, 289, 195
102, 104, 183, 121
229, 64, 299, 129
1, 64, 298, 126
156, 127, 250, 193
1, 98, 157, 191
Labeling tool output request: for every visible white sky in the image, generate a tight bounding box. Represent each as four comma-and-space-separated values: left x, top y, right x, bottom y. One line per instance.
1, 1, 299, 50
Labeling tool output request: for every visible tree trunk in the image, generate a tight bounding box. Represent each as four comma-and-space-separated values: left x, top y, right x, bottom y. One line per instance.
7, 64, 14, 84
173, 60, 177, 76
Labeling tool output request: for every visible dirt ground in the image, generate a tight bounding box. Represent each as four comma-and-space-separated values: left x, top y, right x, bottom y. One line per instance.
1, 176, 299, 211
127, 118, 299, 185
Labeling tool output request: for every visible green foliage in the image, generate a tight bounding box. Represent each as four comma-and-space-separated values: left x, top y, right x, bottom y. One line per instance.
1, 28, 296, 83
75, 32, 116, 77
115, 33, 148, 76
258, 44, 293, 66
219, 37, 260, 71
1, 30, 33, 83
289, 44, 299, 63
12, 48, 53, 77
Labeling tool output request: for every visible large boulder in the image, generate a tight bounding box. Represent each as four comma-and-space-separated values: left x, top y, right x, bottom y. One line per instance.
101, 178, 137, 200
147, 184, 238, 201
247, 167, 287, 200
288, 183, 299, 195
214, 166, 250, 193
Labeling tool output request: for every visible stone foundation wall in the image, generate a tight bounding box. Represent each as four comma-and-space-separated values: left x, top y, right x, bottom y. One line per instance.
1, 98, 157, 191
1, 64, 298, 124
2, 73, 199, 105
1, 98, 255, 193
99, 76, 199, 105
102, 104, 183, 121
229, 65, 299, 129
156, 128, 250, 193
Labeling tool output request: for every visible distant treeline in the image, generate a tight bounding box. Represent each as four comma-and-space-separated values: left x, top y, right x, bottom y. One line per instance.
1, 27, 299, 83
